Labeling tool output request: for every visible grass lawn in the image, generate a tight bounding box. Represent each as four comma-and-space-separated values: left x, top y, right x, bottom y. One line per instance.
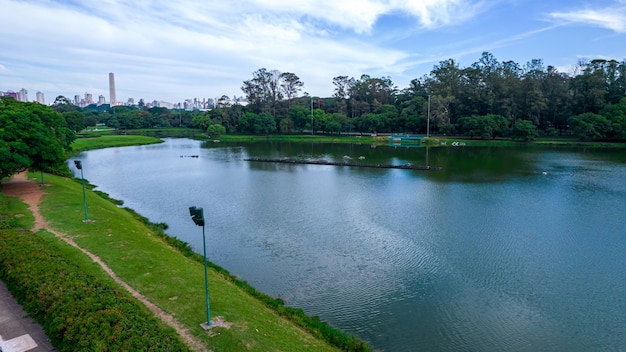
33, 172, 341, 352
218, 134, 380, 144
0, 193, 34, 229
71, 135, 163, 153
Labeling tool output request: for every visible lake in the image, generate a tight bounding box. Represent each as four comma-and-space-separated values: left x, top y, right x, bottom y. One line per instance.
72, 138, 626, 351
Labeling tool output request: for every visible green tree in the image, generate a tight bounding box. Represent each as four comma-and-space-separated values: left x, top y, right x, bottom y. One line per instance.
511, 120, 538, 141
456, 114, 508, 139
330, 113, 349, 133
53, 95, 73, 106
280, 72, 304, 107
0, 98, 70, 179
568, 113, 611, 140
238, 112, 277, 134
600, 98, 626, 139
242, 68, 301, 117
289, 105, 310, 130
332, 75, 356, 115
349, 75, 396, 117
427, 59, 461, 123
62, 111, 85, 132
107, 116, 120, 129
207, 123, 226, 137
191, 114, 212, 129
542, 66, 571, 132
279, 118, 294, 133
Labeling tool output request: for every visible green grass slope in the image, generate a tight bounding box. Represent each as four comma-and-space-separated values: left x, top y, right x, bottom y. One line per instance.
33, 173, 344, 351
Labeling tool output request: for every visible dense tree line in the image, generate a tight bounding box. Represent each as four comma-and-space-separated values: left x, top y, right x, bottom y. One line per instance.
0, 97, 74, 179
234, 54, 626, 140
26, 52, 626, 142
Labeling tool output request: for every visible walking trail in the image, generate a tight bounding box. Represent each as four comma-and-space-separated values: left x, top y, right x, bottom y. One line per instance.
2, 172, 209, 352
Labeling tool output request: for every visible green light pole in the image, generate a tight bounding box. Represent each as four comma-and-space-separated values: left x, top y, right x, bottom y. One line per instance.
74, 160, 89, 222
310, 98, 314, 135
189, 206, 210, 327
427, 94, 431, 138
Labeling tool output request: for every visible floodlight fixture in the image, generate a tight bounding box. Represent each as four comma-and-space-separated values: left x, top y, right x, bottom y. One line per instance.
189, 205, 210, 327
74, 160, 88, 221
189, 206, 205, 226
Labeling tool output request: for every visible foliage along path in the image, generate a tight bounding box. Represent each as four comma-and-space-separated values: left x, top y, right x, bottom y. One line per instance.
2, 172, 211, 352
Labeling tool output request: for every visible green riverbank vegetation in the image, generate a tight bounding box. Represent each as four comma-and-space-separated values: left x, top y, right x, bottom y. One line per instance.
70, 134, 163, 153
26, 53, 626, 145
0, 173, 368, 351
1, 98, 369, 350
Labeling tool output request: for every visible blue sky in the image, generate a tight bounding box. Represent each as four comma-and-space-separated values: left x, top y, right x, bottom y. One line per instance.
1, 0, 625, 104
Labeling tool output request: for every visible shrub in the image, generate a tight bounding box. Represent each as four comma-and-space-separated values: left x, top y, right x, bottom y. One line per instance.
0, 197, 18, 229
512, 120, 539, 141
0, 229, 191, 352
207, 123, 226, 138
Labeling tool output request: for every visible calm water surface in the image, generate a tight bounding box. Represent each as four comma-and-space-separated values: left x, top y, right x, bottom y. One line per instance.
72, 139, 626, 352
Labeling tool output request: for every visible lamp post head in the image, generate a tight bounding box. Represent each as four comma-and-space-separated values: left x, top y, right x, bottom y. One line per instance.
189, 206, 205, 226
74, 160, 82, 169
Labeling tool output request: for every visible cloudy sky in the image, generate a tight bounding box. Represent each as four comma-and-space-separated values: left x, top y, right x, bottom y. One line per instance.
1, 0, 625, 104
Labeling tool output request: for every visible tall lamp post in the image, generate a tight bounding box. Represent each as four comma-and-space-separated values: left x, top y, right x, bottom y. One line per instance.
73, 160, 89, 222
427, 94, 431, 138
310, 98, 314, 135
189, 206, 211, 328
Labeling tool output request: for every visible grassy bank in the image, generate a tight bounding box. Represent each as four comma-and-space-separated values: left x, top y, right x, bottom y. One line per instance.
71, 135, 163, 153
7, 171, 364, 351
213, 134, 380, 145
204, 133, 626, 148
74, 126, 626, 148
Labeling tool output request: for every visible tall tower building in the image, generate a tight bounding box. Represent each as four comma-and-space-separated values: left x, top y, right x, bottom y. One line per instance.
18, 88, 28, 102
108, 72, 116, 106
36, 91, 45, 104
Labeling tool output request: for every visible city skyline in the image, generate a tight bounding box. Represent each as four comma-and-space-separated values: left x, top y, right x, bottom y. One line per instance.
1, 0, 625, 103
1, 72, 243, 109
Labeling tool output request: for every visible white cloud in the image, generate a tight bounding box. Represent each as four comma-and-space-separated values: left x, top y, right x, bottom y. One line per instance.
549, 2, 626, 33
244, 0, 485, 33
0, 0, 510, 102
394, 0, 487, 29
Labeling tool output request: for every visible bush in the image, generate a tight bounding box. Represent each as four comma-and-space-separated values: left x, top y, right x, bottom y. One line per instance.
207, 123, 226, 138
0, 197, 18, 229
0, 229, 191, 352
512, 120, 539, 141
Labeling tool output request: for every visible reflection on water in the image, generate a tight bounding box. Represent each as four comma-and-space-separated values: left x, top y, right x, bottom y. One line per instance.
74, 139, 626, 352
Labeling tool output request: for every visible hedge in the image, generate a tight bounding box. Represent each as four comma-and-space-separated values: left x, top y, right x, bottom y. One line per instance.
0, 229, 191, 352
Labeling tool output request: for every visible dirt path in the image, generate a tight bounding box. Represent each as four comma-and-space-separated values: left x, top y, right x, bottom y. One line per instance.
2, 172, 48, 231
2, 172, 209, 352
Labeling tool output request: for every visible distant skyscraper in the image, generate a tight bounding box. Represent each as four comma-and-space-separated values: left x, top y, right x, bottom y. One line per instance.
85, 93, 93, 105
18, 88, 28, 102
36, 91, 45, 104
98, 95, 105, 105
108, 72, 116, 106
74, 95, 81, 105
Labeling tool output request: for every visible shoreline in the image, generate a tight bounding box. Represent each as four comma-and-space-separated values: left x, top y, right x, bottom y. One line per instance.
64, 134, 370, 350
